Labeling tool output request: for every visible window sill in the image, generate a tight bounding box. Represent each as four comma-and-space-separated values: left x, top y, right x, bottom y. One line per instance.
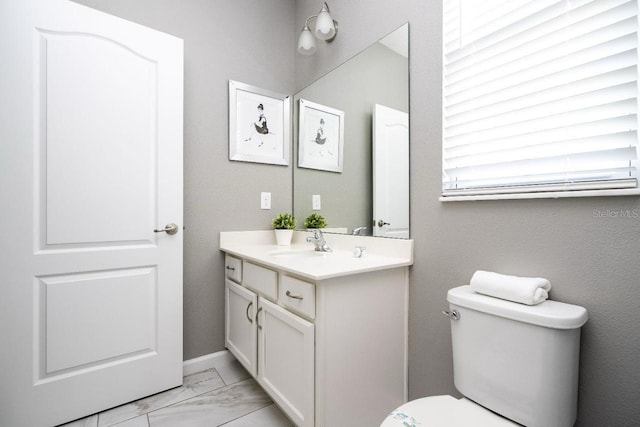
440, 188, 640, 202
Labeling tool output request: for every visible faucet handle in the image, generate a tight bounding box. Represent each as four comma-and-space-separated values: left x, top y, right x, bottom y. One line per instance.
307, 228, 331, 252
306, 229, 322, 241
352, 226, 367, 235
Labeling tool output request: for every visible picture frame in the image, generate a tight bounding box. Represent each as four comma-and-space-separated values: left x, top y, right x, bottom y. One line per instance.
229, 80, 290, 165
298, 98, 344, 173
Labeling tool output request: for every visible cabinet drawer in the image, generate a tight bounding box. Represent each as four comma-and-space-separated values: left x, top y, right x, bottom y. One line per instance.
279, 275, 315, 320
225, 255, 242, 282
243, 261, 278, 301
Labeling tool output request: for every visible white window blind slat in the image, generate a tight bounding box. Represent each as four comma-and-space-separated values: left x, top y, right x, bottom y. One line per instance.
446, 98, 637, 147
446, 34, 637, 107
445, 116, 638, 162
446, 131, 638, 169
453, 0, 560, 57
442, 0, 639, 196
445, 65, 637, 123
447, 0, 633, 67
460, 0, 542, 47
445, 147, 637, 186
446, 90, 637, 143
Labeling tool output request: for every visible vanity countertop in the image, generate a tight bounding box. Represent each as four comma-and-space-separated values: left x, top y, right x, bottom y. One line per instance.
220, 230, 413, 281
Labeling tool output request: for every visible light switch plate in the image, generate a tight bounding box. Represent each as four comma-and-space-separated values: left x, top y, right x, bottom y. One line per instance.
261, 192, 271, 210
312, 194, 321, 210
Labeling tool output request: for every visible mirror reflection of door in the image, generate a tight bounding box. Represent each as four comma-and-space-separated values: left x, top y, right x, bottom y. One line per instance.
373, 104, 409, 238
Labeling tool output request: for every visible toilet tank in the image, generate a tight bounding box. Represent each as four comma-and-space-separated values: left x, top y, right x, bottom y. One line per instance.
447, 286, 588, 427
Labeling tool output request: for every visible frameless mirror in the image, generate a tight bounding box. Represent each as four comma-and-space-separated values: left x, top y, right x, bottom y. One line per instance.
293, 23, 409, 238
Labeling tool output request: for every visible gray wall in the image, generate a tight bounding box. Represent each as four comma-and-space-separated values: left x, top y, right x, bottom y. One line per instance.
295, 1, 640, 426
74, 1, 640, 426
73, 0, 296, 360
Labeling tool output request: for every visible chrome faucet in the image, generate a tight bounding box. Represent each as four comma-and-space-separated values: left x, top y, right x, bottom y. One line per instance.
352, 226, 367, 235
306, 229, 332, 252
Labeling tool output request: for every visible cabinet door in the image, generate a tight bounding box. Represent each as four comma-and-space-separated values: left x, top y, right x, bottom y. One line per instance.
225, 279, 257, 377
258, 298, 315, 427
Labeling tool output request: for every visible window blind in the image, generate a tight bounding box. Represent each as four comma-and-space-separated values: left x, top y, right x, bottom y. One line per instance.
442, 0, 639, 198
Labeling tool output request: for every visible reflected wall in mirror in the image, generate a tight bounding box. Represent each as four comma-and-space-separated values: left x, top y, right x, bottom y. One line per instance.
293, 23, 409, 238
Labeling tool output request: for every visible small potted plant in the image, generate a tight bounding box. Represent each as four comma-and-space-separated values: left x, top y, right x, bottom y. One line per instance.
304, 212, 327, 229
272, 213, 296, 246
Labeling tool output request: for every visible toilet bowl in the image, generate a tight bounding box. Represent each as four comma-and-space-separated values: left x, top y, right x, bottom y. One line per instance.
381, 285, 588, 427
381, 395, 519, 426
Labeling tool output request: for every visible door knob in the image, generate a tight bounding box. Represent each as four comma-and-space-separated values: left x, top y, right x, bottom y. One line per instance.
154, 223, 179, 235
377, 219, 391, 227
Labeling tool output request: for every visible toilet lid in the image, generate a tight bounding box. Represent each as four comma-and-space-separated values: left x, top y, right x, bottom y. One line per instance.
380, 395, 521, 427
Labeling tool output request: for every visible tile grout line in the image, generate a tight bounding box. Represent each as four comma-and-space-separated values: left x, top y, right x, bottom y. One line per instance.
144, 380, 268, 427
100, 368, 229, 427
140, 377, 259, 425
215, 402, 280, 427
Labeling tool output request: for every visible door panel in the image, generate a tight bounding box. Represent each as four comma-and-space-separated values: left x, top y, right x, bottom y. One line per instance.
41, 267, 156, 374
42, 28, 156, 245
0, 1, 183, 426
225, 279, 258, 377
373, 104, 409, 238
258, 298, 314, 427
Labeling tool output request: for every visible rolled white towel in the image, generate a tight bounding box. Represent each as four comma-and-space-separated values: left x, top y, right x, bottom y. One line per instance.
470, 270, 551, 305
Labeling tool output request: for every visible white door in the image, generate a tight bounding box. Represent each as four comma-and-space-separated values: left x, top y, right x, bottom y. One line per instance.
373, 104, 409, 238
0, 1, 184, 426
225, 280, 258, 377
257, 298, 314, 427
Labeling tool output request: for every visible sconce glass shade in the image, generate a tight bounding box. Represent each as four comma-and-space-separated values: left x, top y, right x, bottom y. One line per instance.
298, 26, 317, 55
315, 4, 336, 41
297, 2, 338, 55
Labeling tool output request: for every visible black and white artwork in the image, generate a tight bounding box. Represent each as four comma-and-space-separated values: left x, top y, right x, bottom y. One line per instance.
298, 99, 344, 173
229, 80, 290, 165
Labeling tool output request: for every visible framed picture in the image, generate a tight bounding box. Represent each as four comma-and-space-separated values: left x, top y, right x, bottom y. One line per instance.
229, 80, 290, 165
298, 99, 344, 173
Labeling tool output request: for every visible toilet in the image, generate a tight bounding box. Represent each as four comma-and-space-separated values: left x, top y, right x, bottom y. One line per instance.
382, 285, 588, 427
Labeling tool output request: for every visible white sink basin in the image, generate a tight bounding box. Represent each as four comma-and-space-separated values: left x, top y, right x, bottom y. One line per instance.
268, 249, 330, 259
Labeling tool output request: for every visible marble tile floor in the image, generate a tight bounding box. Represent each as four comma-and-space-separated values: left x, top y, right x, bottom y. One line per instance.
59, 359, 294, 427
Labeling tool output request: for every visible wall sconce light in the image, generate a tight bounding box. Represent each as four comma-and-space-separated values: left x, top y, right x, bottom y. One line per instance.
298, 2, 338, 55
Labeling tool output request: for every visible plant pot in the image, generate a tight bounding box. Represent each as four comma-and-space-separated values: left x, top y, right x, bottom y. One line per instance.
274, 229, 293, 246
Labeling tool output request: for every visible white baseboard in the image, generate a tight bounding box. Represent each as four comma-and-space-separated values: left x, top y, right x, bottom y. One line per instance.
182, 350, 235, 376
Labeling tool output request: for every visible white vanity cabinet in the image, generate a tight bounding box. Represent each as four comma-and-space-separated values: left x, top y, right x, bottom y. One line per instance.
257, 297, 314, 426
222, 247, 409, 427
224, 279, 257, 376
224, 256, 314, 426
